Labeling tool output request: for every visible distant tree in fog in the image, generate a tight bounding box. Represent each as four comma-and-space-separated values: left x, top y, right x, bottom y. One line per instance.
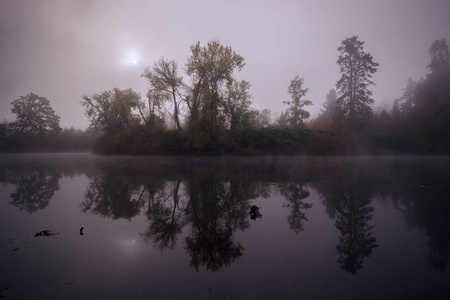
255, 108, 273, 128
335, 36, 378, 128
321, 89, 339, 121
427, 39, 450, 76
395, 39, 450, 153
283, 75, 312, 127
223, 79, 253, 131
10, 93, 61, 136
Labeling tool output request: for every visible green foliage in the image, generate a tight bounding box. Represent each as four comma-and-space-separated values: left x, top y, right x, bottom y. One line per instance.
185, 41, 245, 135
81, 88, 141, 136
223, 80, 253, 131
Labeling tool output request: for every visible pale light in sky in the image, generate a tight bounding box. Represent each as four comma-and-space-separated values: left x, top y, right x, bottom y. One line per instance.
0, 0, 449, 129
123, 50, 140, 66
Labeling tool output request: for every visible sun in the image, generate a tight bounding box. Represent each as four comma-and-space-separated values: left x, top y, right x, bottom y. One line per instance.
123, 50, 139, 66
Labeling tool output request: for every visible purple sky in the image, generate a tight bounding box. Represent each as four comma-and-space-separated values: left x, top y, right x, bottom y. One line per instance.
1, 0, 449, 129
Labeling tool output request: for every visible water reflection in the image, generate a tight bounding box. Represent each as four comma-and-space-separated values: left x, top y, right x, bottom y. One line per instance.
1, 164, 61, 213
280, 182, 312, 233
142, 180, 188, 251
1, 155, 450, 275
183, 169, 253, 271
81, 172, 146, 220
334, 189, 377, 274
394, 188, 450, 271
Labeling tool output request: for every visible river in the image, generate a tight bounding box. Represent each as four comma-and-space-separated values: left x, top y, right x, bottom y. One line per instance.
1, 154, 449, 299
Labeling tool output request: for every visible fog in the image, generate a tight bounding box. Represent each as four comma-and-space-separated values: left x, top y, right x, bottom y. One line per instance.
1, 0, 449, 129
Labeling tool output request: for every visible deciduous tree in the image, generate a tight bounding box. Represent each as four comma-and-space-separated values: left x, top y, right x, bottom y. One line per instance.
142, 57, 183, 130
185, 41, 245, 134
11, 93, 61, 136
81, 88, 140, 136
223, 80, 252, 131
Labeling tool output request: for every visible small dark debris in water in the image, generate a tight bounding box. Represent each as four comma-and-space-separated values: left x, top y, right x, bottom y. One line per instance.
79, 227, 84, 236
249, 205, 262, 220
209, 288, 211, 294
13, 247, 19, 251
34, 230, 59, 237
67, 281, 75, 285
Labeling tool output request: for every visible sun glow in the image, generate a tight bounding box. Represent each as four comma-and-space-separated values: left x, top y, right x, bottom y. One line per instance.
123, 50, 140, 66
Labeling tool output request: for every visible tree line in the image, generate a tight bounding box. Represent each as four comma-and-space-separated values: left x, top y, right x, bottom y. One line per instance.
0, 93, 95, 152
1, 37, 449, 154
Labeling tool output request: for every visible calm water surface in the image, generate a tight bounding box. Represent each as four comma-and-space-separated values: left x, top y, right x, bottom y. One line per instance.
1, 154, 449, 299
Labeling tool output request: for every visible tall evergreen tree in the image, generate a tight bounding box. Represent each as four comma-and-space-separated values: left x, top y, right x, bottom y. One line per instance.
335, 36, 379, 128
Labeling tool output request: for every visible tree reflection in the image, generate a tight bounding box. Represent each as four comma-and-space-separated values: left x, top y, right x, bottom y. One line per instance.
394, 188, 450, 271
5, 167, 61, 213
335, 189, 378, 274
141, 180, 189, 251
281, 182, 312, 233
81, 172, 145, 220
314, 176, 378, 274
183, 166, 254, 272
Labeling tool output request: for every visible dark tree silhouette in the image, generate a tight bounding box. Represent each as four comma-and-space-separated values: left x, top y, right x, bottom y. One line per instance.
10, 93, 61, 137
336, 36, 379, 128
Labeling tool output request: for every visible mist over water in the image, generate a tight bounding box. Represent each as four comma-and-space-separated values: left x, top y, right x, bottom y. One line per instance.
1, 154, 449, 299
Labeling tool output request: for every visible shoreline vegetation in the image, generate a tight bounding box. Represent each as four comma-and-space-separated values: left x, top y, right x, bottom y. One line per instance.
1, 38, 449, 155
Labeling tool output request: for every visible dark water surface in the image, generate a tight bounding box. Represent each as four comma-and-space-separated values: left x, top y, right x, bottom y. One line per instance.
1, 154, 450, 299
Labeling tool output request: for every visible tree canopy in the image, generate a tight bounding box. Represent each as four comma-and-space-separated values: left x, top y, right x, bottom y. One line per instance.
81, 88, 140, 136
10, 93, 61, 137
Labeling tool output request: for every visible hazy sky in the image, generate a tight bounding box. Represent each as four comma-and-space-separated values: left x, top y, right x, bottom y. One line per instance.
1, 0, 449, 129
